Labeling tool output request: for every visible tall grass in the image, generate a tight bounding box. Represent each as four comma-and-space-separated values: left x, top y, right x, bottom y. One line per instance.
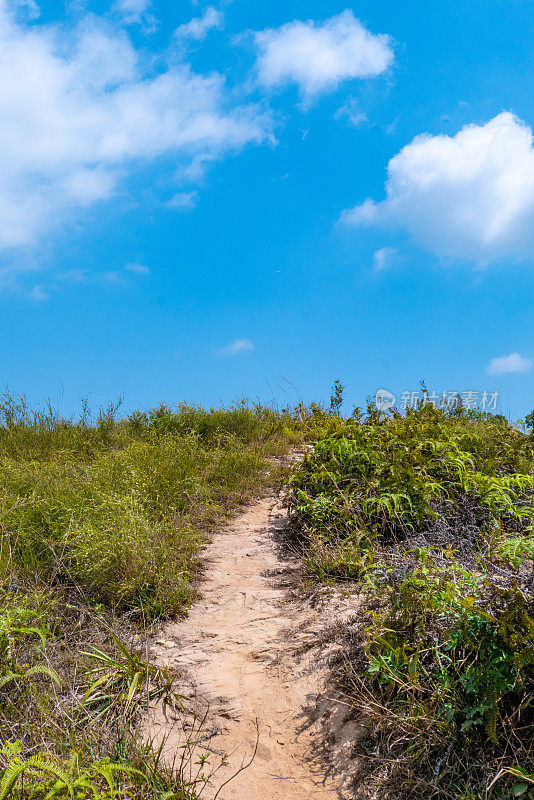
0, 395, 294, 617
0, 393, 297, 800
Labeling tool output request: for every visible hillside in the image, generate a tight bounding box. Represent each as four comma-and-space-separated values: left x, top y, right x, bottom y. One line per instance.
286, 399, 534, 798
0, 395, 297, 800
0, 393, 533, 800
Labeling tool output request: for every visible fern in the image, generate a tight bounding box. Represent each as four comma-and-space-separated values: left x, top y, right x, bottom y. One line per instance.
0, 743, 145, 800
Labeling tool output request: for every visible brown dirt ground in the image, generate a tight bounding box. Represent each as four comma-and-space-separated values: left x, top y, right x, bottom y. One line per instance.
145, 494, 363, 800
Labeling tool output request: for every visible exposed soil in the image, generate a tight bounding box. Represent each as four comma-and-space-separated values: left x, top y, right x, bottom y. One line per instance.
146, 494, 362, 799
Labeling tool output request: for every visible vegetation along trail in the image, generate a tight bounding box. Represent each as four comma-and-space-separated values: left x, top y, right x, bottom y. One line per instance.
147, 493, 343, 800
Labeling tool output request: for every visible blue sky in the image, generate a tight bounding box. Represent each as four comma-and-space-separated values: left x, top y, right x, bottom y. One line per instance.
2, 0, 534, 418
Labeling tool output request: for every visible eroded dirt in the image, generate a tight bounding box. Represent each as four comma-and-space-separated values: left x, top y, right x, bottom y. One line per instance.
146, 495, 361, 799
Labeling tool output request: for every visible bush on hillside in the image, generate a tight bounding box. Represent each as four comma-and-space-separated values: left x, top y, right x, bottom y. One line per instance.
286, 403, 534, 799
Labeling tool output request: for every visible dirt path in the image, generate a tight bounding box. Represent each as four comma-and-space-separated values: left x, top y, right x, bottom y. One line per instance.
146, 495, 345, 800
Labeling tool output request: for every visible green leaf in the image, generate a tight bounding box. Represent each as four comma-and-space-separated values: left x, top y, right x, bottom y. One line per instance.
22, 665, 61, 686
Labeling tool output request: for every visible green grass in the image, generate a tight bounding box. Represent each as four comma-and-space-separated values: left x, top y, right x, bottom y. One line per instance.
285, 400, 534, 799
0, 395, 296, 617
0, 393, 298, 800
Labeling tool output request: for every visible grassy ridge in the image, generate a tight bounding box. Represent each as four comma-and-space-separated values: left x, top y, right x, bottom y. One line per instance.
286, 402, 534, 799
0, 395, 296, 800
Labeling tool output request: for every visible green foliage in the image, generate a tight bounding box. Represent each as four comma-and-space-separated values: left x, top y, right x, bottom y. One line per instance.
288, 403, 534, 556
0, 587, 218, 800
0, 396, 294, 617
0, 598, 60, 695
366, 568, 532, 743
0, 740, 144, 800
495, 532, 534, 567
81, 633, 181, 721
285, 403, 534, 797
329, 380, 345, 416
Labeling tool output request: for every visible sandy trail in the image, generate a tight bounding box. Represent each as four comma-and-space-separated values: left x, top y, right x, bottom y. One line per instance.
146, 495, 342, 800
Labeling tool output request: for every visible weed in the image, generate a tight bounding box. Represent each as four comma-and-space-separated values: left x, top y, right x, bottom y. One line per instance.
81, 633, 182, 722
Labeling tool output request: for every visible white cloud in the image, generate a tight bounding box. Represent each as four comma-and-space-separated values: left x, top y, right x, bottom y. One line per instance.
13, 0, 39, 19
111, 0, 156, 29
167, 191, 198, 211
218, 338, 254, 356
373, 246, 396, 271
0, 1, 271, 251
180, 154, 218, 183
125, 262, 150, 274
342, 112, 534, 263
486, 352, 532, 375
334, 97, 368, 127
174, 7, 224, 41
253, 10, 393, 99
101, 270, 124, 284
31, 284, 49, 301
60, 268, 88, 283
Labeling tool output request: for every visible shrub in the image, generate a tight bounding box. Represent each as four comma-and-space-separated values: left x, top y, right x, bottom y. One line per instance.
285, 403, 534, 798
